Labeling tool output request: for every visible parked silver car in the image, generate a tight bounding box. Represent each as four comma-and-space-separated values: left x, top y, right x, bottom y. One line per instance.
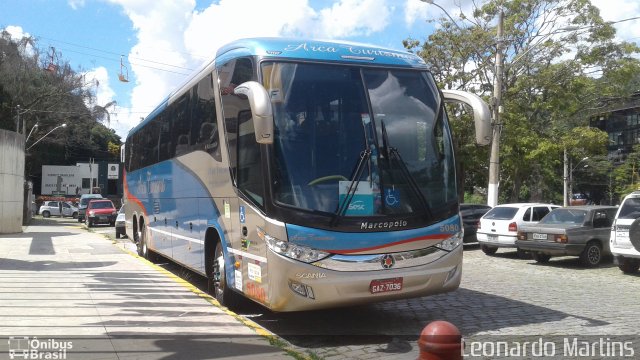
38, 201, 78, 218
115, 206, 127, 238
516, 205, 618, 267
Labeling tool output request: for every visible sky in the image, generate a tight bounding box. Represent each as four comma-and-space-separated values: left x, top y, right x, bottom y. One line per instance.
2, 0, 640, 139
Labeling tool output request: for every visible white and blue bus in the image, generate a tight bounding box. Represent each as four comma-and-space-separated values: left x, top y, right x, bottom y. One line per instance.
123, 38, 491, 311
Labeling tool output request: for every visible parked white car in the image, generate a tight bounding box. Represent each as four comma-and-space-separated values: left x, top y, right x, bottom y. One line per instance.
476, 203, 560, 257
610, 191, 640, 274
38, 201, 78, 218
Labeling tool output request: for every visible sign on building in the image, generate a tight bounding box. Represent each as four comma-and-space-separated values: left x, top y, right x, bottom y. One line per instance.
108, 164, 119, 179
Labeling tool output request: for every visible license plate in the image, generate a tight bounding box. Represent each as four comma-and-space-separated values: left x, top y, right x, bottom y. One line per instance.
533, 233, 547, 240
487, 234, 498, 242
370, 277, 403, 294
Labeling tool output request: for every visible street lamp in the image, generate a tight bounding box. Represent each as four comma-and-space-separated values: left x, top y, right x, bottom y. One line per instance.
421, 0, 504, 207
563, 152, 589, 206
25, 123, 38, 144
26, 123, 67, 151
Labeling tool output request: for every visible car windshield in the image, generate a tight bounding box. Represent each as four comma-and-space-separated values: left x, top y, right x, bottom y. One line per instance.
482, 207, 518, 220
539, 209, 587, 225
81, 197, 99, 206
263, 61, 455, 217
91, 201, 113, 209
618, 197, 640, 220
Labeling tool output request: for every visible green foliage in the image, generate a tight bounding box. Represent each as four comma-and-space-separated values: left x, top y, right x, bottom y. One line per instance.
406, 0, 640, 203
0, 29, 121, 183
463, 192, 486, 204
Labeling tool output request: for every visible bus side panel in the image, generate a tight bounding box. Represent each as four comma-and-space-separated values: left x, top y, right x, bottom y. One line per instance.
174, 152, 235, 275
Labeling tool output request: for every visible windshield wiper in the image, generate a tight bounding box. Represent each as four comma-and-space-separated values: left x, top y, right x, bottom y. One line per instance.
331, 148, 371, 226
380, 120, 432, 219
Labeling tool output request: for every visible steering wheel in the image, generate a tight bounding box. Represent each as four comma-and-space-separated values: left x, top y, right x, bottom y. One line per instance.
308, 175, 348, 186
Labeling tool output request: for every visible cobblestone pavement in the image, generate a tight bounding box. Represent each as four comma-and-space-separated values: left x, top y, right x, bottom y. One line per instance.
239, 246, 640, 359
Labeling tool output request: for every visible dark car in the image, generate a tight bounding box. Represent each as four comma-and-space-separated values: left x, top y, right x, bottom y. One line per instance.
85, 199, 117, 227
460, 203, 492, 243
516, 205, 618, 267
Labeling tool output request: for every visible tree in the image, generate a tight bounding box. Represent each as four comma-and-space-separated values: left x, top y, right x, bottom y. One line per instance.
0, 30, 122, 191
405, 0, 640, 203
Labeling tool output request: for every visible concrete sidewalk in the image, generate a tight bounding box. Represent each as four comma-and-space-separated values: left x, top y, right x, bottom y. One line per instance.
0, 217, 298, 360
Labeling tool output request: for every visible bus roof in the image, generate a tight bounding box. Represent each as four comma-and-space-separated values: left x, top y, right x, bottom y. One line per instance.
128, 37, 426, 138
215, 37, 426, 68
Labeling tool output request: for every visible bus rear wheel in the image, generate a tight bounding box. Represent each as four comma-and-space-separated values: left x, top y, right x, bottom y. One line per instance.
137, 222, 150, 260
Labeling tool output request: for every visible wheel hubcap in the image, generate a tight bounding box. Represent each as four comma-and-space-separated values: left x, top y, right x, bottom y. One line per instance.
588, 246, 600, 264
212, 253, 224, 297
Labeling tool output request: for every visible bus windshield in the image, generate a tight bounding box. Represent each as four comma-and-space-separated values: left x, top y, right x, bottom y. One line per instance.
262, 62, 456, 217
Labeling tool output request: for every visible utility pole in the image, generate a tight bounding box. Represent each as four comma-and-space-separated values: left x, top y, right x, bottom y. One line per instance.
16, 105, 21, 133
563, 148, 569, 206
89, 158, 94, 194
487, 10, 504, 207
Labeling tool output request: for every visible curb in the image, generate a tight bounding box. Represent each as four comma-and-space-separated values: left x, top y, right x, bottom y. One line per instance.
102, 232, 315, 360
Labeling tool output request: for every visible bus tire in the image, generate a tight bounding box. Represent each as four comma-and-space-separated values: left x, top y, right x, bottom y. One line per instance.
137, 221, 150, 260
209, 241, 238, 309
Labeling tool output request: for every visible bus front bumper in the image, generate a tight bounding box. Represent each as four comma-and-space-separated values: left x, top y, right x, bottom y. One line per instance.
264, 245, 462, 312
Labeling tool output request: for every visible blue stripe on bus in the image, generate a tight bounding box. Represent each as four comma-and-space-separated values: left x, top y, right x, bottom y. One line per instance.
285, 215, 461, 253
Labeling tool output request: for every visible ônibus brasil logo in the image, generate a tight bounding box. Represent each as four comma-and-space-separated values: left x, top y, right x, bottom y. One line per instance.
8, 336, 72, 359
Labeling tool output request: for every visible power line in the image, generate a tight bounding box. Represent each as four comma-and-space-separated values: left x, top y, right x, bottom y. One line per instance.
56, 48, 192, 76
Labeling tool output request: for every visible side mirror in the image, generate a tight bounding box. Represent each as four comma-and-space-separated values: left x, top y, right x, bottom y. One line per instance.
234, 81, 274, 144
441, 89, 492, 146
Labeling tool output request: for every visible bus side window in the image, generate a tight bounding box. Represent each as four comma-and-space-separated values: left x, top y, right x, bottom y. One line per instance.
236, 110, 264, 206
219, 57, 256, 185
192, 73, 221, 161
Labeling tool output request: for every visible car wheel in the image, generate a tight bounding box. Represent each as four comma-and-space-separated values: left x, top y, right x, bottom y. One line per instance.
86, 217, 92, 228
72, 212, 78, 219
208, 241, 239, 309
42, 211, 50, 218
532, 252, 551, 263
481, 245, 498, 255
618, 257, 640, 274
580, 241, 602, 267
516, 248, 531, 259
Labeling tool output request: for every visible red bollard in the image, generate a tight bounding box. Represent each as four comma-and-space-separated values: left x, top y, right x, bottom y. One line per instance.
417, 320, 462, 360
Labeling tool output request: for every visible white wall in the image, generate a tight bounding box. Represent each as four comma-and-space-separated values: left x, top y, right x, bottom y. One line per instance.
41, 163, 98, 195
0, 129, 25, 233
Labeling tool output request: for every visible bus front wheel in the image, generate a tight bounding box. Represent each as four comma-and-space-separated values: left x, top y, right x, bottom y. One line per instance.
209, 241, 238, 308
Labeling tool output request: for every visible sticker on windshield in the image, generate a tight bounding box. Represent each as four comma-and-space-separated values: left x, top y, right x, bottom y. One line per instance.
385, 187, 400, 208
339, 181, 374, 216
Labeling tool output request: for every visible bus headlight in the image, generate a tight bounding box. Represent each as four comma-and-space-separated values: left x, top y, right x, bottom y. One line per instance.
258, 227, 330, 263
435, 233, 462, 251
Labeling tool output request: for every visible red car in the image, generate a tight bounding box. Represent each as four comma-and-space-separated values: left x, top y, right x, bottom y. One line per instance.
85, 199, 117, 227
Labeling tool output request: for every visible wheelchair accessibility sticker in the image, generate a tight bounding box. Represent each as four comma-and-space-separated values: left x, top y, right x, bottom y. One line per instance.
385, 188, 400, 208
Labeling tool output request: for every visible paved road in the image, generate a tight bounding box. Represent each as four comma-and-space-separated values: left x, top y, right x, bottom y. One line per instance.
10, 218, 640, 359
